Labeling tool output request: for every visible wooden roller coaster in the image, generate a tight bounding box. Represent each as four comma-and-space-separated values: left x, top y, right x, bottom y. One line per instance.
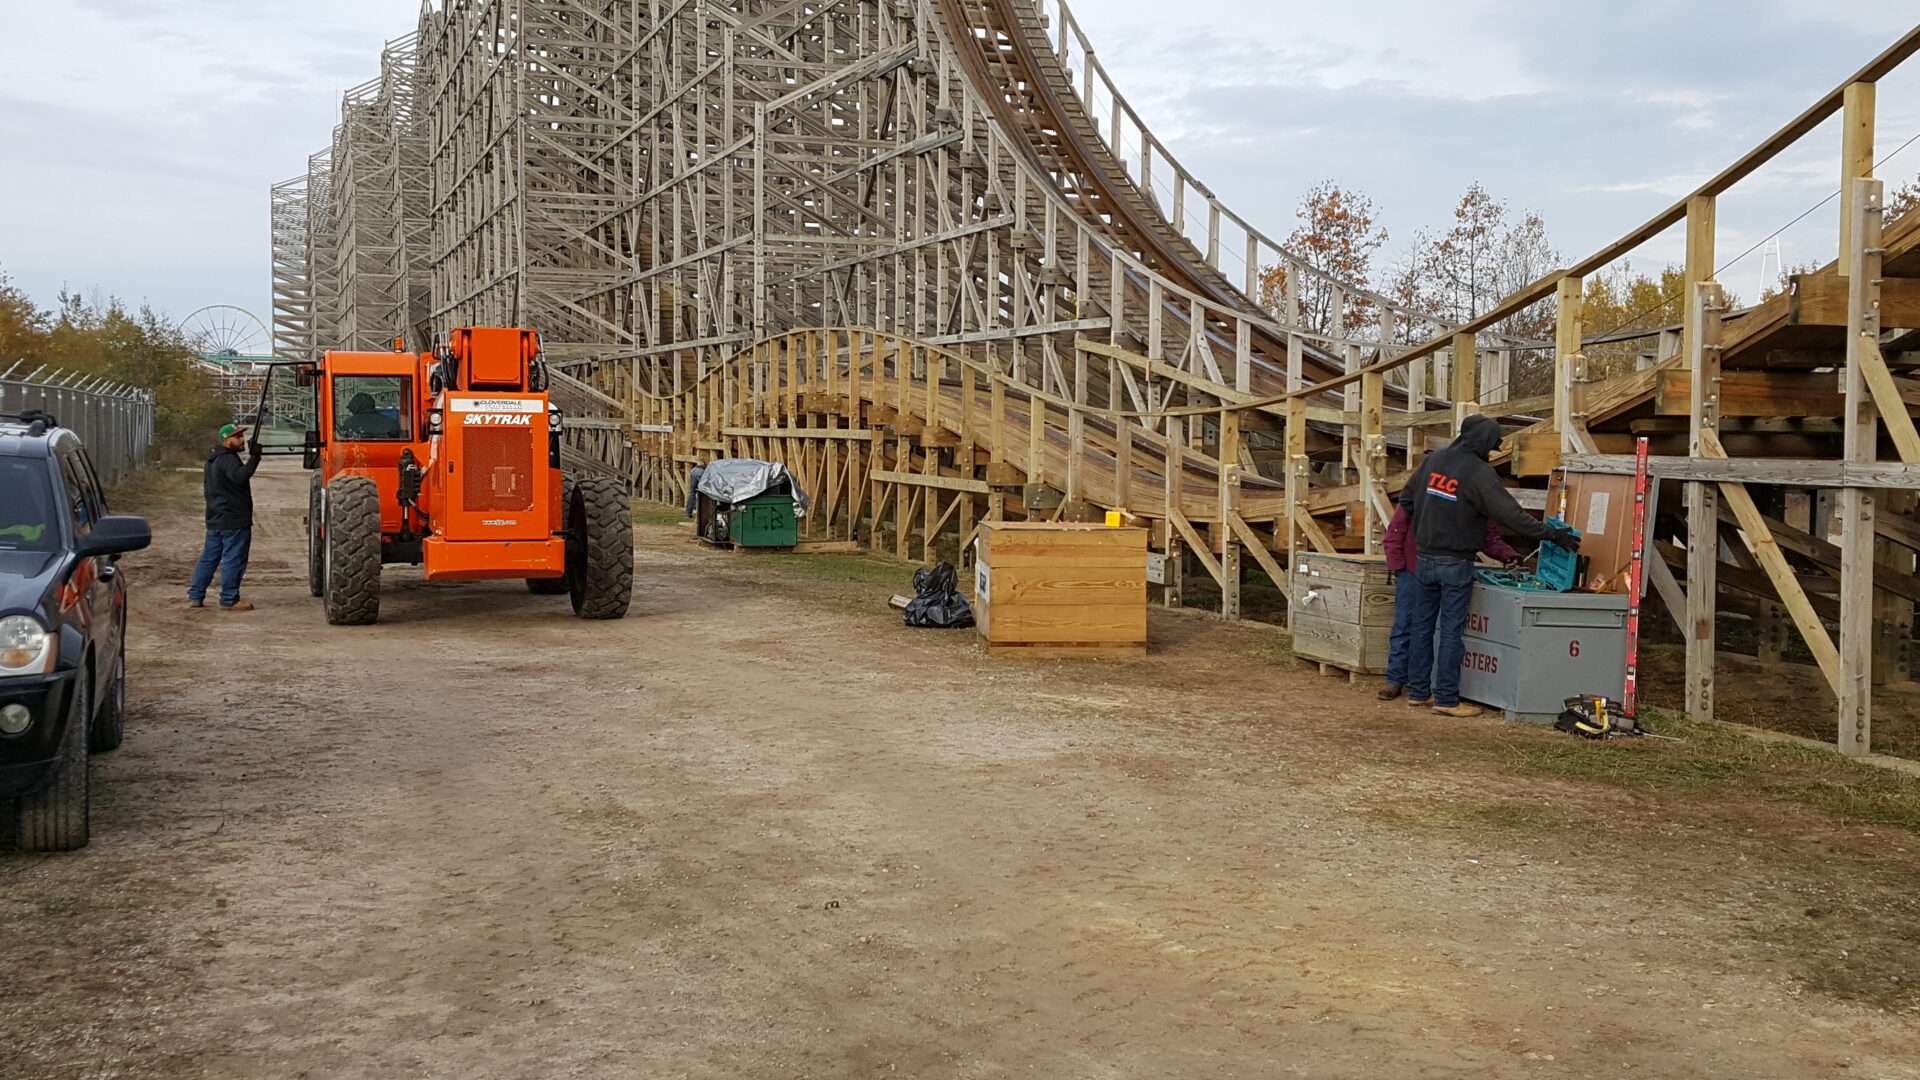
275, 1, 1920, 755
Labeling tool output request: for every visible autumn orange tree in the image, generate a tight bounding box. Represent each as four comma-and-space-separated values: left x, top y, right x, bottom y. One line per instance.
1257, 181, 1389, 338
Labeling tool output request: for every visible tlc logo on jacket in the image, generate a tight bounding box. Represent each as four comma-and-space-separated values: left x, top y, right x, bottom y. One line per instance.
1426, 472, 1461, 502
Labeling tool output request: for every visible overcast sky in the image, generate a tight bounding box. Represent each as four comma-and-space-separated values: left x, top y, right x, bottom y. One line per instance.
1, 1, 1917, 343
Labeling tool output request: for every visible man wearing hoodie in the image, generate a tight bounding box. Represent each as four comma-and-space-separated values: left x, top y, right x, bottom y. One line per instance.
1377, 503, 1521, 701
1398, 414, 1579, 717
188, 422, 262, 611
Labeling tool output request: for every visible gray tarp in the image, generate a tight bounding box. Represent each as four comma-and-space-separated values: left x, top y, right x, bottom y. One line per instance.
696, 458, 811, 517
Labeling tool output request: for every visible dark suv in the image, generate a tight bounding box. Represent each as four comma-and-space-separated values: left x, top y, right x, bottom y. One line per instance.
0, 411, 150, 851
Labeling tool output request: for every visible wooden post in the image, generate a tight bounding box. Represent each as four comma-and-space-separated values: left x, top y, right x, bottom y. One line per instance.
1450, 331, 1476, 435
1028, 395, 1046, 483
1685, 280, 1726, 722
1164, 420, 1185, 608
1838, 177, 1883, 755
1681, 196, 1716, 369
1554, 275, 1587, 455
1284, 395, 1307, 607
1219, 465, 1242, 621
1360, 370, 1386, 554
1839, 82, 1875, 278
1219, 410, 1242, 620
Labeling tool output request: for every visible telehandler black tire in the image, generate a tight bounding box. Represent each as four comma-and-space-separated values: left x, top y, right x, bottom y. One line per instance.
527, 478, 574, 595
307, 473, 325, 597
568, 477, 632, 620
323, 476, 382, 626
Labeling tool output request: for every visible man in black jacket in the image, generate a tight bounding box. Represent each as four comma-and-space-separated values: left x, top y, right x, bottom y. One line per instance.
1400, 414, 1579, 717
187, 423, 262, 611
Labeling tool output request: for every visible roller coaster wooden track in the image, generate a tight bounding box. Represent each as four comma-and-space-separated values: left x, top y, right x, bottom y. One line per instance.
275, 1, 1920, 756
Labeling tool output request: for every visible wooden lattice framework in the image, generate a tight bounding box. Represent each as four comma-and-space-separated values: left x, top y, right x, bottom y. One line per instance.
275, 1, 1920, 755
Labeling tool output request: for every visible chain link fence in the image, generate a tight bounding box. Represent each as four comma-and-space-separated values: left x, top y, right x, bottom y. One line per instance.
0, 363, 156, 486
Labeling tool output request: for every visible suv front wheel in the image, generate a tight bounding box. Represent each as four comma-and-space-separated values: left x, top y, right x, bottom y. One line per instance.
9, 676, 91, 851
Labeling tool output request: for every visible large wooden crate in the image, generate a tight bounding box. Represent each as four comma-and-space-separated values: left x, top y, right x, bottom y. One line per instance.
1288, 552, 1395, 675
974, 522, 1148, 658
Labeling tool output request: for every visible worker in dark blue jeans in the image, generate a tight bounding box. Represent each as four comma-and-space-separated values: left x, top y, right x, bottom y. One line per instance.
1379, 504, 1520, 701
1401, 415, 1579, 717
188, 423, 262, 611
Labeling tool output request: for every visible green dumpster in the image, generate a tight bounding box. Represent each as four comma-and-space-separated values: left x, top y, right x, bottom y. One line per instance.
729, 493, 799, 548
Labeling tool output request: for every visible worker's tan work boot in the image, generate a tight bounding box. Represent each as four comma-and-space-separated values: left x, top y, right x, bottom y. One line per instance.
1407, 697, 1432, 707
219, 602, 256, 612
1433, 702, 1483, 718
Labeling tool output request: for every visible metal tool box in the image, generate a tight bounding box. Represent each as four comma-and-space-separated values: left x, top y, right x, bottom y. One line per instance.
1458, 582, 1629, 723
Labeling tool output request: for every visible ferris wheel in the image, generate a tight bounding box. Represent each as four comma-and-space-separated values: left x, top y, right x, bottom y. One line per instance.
180, 305, 272, 358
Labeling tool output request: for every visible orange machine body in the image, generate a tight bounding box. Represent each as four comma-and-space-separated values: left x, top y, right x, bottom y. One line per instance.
312, 328, 566, 582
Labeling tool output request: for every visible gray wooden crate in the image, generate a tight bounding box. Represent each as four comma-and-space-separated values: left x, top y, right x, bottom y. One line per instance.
1290, 553, 1397, 674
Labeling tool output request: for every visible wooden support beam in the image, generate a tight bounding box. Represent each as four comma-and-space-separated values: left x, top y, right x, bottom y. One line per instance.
1857, 337, 1920, 463
1645, 547, 1691, 636
1838, 173, 1883, 755
1168, 508, 1227, 589
1164, 427, 1185, 607
1451, 331, 1477, 434
1715, 501, 1920, 604
1790, 275, 1920, 326
1360, 370, 1386, 554
1682, 196, 1716, 371
1702, 431, 1844, 692
1839, 81, 1876, 277
1218, 464, 1242, 620
1654, 370, 1844, 418
1292, 505, 1338, 555
870, 469, 991, 495
1555, 276, 1589, 455
1559, 454, 1920, 489
1227, 512, 1289, 592
722, 427, 875, 440
1283, 395, 1308, 594
1685, 280, 1725, 720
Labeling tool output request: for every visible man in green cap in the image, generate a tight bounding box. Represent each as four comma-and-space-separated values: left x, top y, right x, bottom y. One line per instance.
188, 422, 262, 610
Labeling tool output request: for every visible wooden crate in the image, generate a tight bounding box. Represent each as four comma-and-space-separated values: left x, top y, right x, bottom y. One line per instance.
974, 522, 1148, 658
1288, 552, 1395, 675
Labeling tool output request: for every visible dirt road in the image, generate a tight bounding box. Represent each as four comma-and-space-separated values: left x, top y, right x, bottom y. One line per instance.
5, 459, 1920, 1078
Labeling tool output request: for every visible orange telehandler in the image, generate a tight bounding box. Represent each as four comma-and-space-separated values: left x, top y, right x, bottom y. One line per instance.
252, 327, 632, 624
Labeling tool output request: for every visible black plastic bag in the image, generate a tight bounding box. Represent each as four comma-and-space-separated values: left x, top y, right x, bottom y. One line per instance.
904, 561, 974, 629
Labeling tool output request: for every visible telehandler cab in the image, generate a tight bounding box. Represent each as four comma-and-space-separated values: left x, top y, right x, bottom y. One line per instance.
253, 327, 632, 625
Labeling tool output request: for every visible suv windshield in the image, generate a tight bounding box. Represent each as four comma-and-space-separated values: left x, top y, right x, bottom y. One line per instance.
0, 456, 59, 552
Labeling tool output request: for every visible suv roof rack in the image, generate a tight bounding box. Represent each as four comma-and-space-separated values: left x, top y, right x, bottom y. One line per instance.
0, 409, 58, 435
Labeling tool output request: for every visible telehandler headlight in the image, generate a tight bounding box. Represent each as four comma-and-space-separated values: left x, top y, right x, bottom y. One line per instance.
548, 407, 564, 433
427, 408, 444, 436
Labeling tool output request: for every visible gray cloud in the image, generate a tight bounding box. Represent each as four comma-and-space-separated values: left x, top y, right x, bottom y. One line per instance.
1, 0, 1915, 332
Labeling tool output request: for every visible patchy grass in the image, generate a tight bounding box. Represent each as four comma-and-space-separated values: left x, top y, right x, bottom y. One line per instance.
774, 552, 917, 585
632, 499, 689, 528
106, 465, 202, 508
1499, 710, 1920, 830
1237, 637, 1295, 665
